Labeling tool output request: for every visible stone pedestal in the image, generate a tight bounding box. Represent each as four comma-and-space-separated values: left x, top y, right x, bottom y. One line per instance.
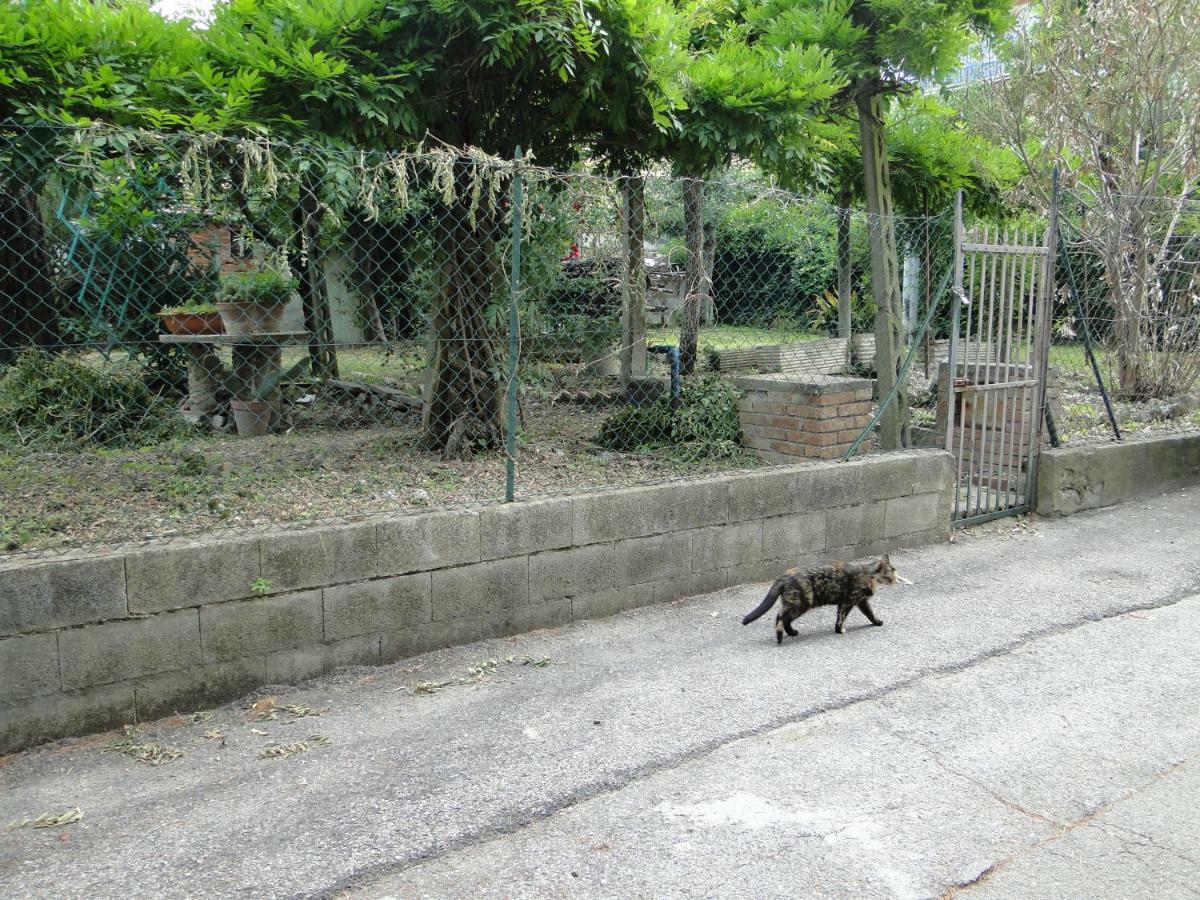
735, 373, 875, 463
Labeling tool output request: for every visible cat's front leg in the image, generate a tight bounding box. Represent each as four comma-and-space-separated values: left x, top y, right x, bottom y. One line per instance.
834, 603, 852, 633
858, 598, 883, 627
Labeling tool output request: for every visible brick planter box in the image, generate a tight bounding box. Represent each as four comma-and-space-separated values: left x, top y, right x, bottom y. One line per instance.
736, 373, 876, 463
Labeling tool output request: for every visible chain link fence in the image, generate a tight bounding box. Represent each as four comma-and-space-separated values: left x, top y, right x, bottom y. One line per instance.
0, 123, 1000, 556
1048, 192, 1200, 445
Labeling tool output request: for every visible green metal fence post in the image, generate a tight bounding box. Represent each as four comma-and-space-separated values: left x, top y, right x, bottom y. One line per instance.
505, 147, 524, 503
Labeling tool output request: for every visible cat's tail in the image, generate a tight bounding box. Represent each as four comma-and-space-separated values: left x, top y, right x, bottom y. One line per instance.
742, 580, 783, 625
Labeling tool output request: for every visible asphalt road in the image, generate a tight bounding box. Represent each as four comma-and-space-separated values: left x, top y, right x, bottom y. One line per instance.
2, 486, 1198, 900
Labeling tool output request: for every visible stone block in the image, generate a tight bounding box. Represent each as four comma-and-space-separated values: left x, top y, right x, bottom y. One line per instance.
431, 557, 529, 622
381, 600, 572, 662
126, 537, 258, 615
530, 544, 615, 602
480, 498, 573, 560
377, 509, 480, 575
884, 493, 942, 538
762, 511, 827, 561
826, 503, 887, 550
261, 522, 377, 592
911, 451, 953, 495
571, 583, 657, 621
0, 555, 127, 636
691, 521, 762, 572
200, 590, 324, 662
0, 632, 60, 702
262, 635, 382, 685
323, 574, 432, 641
572, 479, 727, 545
727, 468, 800, 522
613, 532, 692, 588
59, 609, 201, 690
0, 683, 136, 755
794, 454, 917, 510
133, 658, 267, 721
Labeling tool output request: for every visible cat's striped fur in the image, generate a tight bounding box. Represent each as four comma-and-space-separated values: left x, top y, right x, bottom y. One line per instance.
742, 555, 908, 644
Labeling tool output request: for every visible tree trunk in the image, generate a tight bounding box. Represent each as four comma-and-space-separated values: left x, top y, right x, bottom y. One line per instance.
857, 86, 908, 449
679, 176, 705, 376
620, 174, 647, 384
836, 186, 853, 369
0, 183, 58, 364
1111, 206, 1151, 398
295, 174, 339, 381
422, 167, 505, 457
702, 219, 715, 327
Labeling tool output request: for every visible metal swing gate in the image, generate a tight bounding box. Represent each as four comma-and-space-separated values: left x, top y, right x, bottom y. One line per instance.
944, 195, 1055, 526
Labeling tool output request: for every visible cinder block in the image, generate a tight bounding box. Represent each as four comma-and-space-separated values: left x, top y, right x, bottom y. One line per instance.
884, 492, 942, 538
727, 468, 799, 521
323, 574, 431, 641
0, 633, 60, 702
381, 599, 572, 661
0, 683, 136, 755
762, 511, 827, 561
573, 479, 727, 545
261, 523, 377, 592
794, 454, 918, 510
0, 555, 127, 636
480, 498, 573, 560
59, 609, 200, 690
431, 557, 529, 622
200, 590, 324, 662
571, 583, 657, 621
911, 451, 953, 495
654, 567, 749, 603
377, 509, 480, 575
133, 658, 267, 721
126, 537, 258, 614
691, 521, 762, 572
613, 532, 692, 588
826, 503, 887, 549
262, 635, 382, 685
530, 544, 615, 602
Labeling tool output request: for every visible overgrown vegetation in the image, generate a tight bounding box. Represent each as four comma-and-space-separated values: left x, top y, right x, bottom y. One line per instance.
0, 350, 181, 448
595, 375, 744, 459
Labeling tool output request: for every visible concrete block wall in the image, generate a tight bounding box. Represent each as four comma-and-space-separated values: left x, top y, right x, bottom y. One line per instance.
736, 373, 876, 464
1036, 433, 1200, 516
1, 450, 953, 753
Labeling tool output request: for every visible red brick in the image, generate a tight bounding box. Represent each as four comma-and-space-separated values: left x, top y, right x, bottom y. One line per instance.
836, 401, 875, 417
743, 424, 789, 442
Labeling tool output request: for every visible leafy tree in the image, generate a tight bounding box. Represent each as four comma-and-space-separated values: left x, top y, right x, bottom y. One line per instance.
664, 2, 843, 374
975, 0, 1200, 399
788, 0, 1012, 447
208, 0, 674, 453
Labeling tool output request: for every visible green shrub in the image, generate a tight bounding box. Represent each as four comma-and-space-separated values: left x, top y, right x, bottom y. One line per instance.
215, 270, 297, 306
595, 375, 743, 458
0, 351, 180, 448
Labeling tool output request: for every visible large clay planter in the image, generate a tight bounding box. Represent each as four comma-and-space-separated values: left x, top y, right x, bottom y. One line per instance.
230, 399, 271, 437
158, 311, 224, 336
216, 302, 287, 337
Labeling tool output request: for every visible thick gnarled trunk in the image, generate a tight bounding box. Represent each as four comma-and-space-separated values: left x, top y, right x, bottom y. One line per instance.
857, 86, 908, 449
0, 183, 58, 364
422, 179, 505, 457
679, 175, 708, 376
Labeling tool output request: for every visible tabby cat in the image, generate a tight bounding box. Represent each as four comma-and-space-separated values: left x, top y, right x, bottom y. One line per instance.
741, 555, 909, 644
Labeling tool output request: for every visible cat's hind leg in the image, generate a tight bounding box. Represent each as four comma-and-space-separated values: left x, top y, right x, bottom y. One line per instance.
834, 604, 852, 634
782, 608, 800, 637
858, 598, 883, 626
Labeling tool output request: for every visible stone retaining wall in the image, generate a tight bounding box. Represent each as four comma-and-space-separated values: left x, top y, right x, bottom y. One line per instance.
1035, 433, 1200, 516
1, 451, 952, 753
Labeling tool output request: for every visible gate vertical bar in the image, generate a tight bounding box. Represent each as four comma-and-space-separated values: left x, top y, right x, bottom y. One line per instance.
946, 191, 965, 520
505, 147, 524, 503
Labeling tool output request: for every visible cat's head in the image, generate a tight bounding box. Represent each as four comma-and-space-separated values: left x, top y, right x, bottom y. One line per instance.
871, 554, 912, 587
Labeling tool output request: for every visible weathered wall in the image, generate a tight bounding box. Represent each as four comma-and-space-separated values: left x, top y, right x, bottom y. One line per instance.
1035, 433, 1200, 517
1, 451, 952, 753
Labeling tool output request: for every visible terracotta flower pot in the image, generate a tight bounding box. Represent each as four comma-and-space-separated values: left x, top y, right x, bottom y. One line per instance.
216, 301, 288, 337
230, 399, 271, 437
158, 311, 225, 336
